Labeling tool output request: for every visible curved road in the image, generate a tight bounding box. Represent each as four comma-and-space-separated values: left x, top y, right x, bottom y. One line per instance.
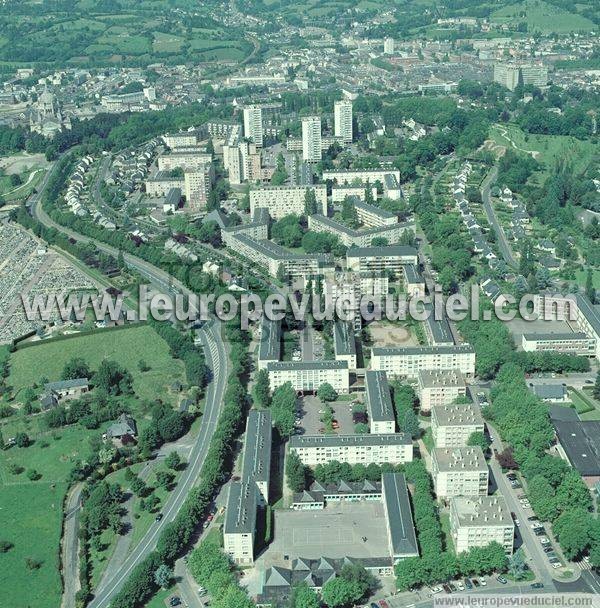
28, 166, 229, 608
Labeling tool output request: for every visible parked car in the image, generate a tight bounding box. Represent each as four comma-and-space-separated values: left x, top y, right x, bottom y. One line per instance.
472, 579, 480, 588
479, 579, 487, 586
551, 562, 561, 569
378, 601, 389, 608
543, 547, 554, 554
449, 583, 458, 592
507, 473, 517, 481
497, 576, 508, 584
456, 581, 465, 591
430, 586, 443, 594
442, 584, 452, 594
531, 583, 544, 589
539, 536, 550, 545
155, 513, 163, 522
464, 578, 473, 590
169, 598, 181, 607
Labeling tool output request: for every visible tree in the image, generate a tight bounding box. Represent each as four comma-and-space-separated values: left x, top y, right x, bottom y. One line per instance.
253, 369, 271, 409
154, 564, 172, 589
156, 470, 175, 490
317, 382, 337, 402
593, 371, 600, 401
341, 197, 360, 228
0, 541, 13, 553
467, 431, 491, 453
165, 451, 182, 471
304, 188, 318, 216
507, 549, 527, 580
496, 447, 518, 470
61, 357, 90, 380
321, 577, 363, 608
14, 432, 30, 448
286, 450, 306, 493
552, 509, 592, 559
93, 360, 133, 395
270, 382, 297, 438
131, 476, 148, 497
585, 268, 596, 303
291, 582, 320, 608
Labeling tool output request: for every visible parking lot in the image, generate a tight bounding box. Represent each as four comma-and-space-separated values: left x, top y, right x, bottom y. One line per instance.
298, 395, 355, 435
505, 317, 574, 350
262, 501, 391, 563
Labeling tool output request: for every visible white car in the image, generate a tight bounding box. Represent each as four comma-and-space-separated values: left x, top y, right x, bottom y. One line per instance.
479, 579, 487, 586
551, 562, 561, 569
457, 582, 465, 591
430, 586, 443, 594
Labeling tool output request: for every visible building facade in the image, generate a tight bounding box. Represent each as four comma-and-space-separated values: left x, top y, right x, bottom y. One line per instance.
431, 402, 484, 448
417, 369, 467, 412
243, 105, 264, 147
334, 99, 353, 143
267, 360, 350, 393
432, 447, 488, 498
302, 116, 322, 163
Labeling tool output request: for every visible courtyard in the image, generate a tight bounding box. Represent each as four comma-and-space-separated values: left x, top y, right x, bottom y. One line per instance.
298, 394, 356, 435
505, 316, 574, 350
368, 320, 420, 348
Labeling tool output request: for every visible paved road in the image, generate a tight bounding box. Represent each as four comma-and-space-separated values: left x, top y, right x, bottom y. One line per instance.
61, 482, 83, 608
28, 177, 230, 608
480, 166, 518, 269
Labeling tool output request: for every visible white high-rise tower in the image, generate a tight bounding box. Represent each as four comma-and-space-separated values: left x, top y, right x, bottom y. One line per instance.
243, 105, 263, 147
334, 99, 353, 143
302, 116, 322, 163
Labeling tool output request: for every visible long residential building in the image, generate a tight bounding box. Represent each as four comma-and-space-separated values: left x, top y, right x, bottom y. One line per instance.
371, 345, 476, 379
243, 105, 264, 147
334, 99, 353, 143
333, 320, 357, 370
289, 433, 413, 466
417, 369, 467, 412
331, 184, 378, 204
223, 232, 334, 280
308, 215, 413, 248
241, 410, 272, 505
267, 360, 350, 393
250, 185, 327, 219
381, 473, 419, 562
365, 370, 396, 434
431, 402, 484, 448
403, 265, 426, 298
302, 116, 322, 162
450, 496, 514, 554
258, 316, 281, 371
157, 152, 212, 172
145, 171, 185, 197
432, 446, 488, 498
521, 332, 596, 356
223, 481, 257, 565
354, 199, 397, 227
322, 168, 403, 200
346, 245, 418, 273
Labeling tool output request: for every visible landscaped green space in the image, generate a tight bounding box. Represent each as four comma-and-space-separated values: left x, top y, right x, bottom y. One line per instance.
491, 0, 596, 33
7, 325, 185, 404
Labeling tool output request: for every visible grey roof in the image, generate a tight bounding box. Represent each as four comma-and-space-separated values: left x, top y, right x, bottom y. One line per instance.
417, 369, 466, 389
381, 473, 419, 558
234, 233, 333, 263
354, 198, 396, 219
44, 377, 89, 392
289, 433, 411, 449
433, 446, 487, 472
310, 214, 410, 239
372, 344, 475, 357
333, 320, 356, 357
259, 316, 281, 363
346, 245, 417, 258
403, 264, 424, 284
267, 360, 348, 372
107, 413, 137, 438
202, 209, 230, 229
576, 294, 600, 336
554, 420, 600, 476
451, 496, 513, 528
165, 187, 181, 206
241, 410, 272, 485
548, 405, 580, 423
532, 384, 566, 400
432, 402, 484, 427
522, 332, 589, 342
365, 370, 395, 424
423, 303, 455, 345
224, 481, 257, 534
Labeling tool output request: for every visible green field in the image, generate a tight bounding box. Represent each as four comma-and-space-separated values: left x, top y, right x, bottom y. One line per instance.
7, 325, 185, 404
491, 0, 596, 33
490, 123, 597, 181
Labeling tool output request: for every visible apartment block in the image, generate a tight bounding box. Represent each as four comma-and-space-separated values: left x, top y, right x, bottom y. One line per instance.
250, 185, 327, 219
223, 481, 257, 565
241, 410, 272, 505
333, 320, 357, 370
431, 402, 484, 448
417, 369, 467, 412
432, 447, 488, 498
493, 62, 548, 91
302, 116, 322, 162
145, 171, 185, 197
365, 370, 396, 434
184, 165, 213, 213
346, 245, 418, 273
289, 433, 413, 466
381, 473, 419, 563
334, 99, 353, 143
354, 199, 397, 228
243, 105, 264, 147
267, 360, 350, 393
308, 214, 413, 248
403, 264, 425, 298
371, 345, 476, 379
157, 152, 212, 172
450, 496, 514, 554
521, 332, 596, 357
331, 184, 378, 204
258, 316, 281, 371
322, 168, 402, 200
163, 132, 198, 149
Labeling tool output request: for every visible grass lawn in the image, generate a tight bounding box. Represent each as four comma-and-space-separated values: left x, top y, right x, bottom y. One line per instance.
491, 0, 595, 33
575, 269, 600, 291
7, 325, 185, 405
0, 483, 66, 608
567, 387, 597, 416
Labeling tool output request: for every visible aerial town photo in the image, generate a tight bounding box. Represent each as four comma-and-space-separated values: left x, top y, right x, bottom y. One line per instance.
0, 1, 600, 608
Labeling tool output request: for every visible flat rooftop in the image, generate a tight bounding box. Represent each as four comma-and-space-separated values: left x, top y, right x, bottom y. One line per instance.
346, 245, 417, 258
241, 410, 272, 484
289, 433, 411, 449
267, 360, 348, 372
333, 320, 356, 357
433, 446, 487, 472
372, 344, 475, 357
432, 402, 484, 426
522, 332, 589, 341
554, 420, 600, 477
224, 481, 257, 535
418, 369, 466, 389
451, 496, 513, 528
365, 370, 395, 423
